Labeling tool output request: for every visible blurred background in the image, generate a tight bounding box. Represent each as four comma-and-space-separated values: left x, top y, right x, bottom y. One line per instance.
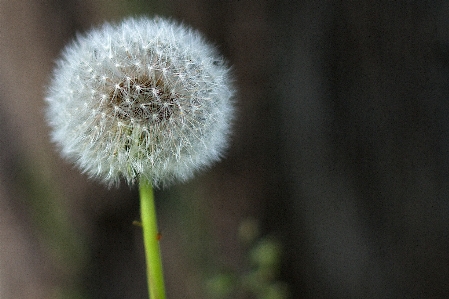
1, 0, 449, 298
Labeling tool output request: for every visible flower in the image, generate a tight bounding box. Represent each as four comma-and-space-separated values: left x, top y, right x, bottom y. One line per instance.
45, 17, 235, 187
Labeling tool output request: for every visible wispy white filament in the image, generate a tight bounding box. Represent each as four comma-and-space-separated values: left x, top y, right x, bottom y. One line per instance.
45, 17, 235, 187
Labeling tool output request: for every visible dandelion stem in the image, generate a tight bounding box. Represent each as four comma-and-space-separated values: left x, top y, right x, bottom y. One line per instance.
139, 179, 166, 299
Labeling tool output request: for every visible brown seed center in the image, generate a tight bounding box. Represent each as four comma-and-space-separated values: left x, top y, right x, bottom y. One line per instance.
109, 76, 179, 124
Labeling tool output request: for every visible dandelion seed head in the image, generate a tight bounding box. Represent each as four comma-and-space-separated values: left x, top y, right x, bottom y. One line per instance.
45, 17, 235, 187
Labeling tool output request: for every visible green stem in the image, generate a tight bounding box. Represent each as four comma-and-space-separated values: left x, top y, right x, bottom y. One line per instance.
139, 179, 166, 299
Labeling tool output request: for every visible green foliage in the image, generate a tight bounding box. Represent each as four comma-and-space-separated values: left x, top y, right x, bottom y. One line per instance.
206, 219, 290, 299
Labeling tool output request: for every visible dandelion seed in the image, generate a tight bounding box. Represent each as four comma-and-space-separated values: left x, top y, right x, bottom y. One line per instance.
45, 17, 235, 187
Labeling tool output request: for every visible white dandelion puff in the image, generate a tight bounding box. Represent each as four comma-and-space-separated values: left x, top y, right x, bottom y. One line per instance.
45, 17, 235, 187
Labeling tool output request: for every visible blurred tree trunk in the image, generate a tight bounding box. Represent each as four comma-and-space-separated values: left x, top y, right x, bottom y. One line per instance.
0, 1, 81, 298
275, 1, 449, 298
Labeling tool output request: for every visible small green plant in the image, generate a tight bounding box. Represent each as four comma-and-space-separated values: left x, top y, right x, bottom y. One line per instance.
206, 219, 290, 299
45, 16, 235, 299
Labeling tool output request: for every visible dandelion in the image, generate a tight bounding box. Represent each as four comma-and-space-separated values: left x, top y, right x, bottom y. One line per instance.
45, 17, 235, 188
45, 17, 235, 299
